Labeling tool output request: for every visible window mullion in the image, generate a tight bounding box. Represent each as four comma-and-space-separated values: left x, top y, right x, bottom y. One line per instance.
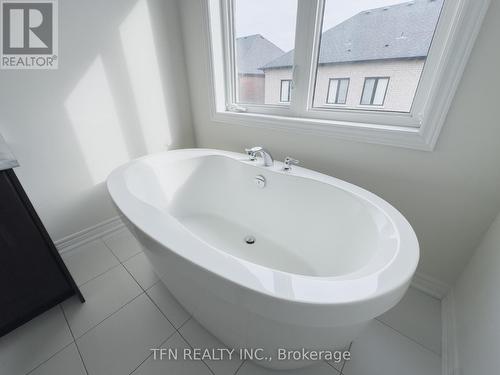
371, 79, 378, 106
221, 0, 237, 109
289, 0, 322, 117
335, 80, 340, 104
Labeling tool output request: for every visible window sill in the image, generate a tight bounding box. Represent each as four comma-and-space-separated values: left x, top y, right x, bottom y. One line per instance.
211, 110, 437, 151
323, 103, 348, 107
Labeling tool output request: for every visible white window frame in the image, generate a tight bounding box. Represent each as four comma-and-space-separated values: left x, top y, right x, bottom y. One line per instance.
205, 0, 490, 150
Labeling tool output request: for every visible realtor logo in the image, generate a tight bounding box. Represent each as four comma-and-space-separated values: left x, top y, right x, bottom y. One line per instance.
1, 0, 58, 69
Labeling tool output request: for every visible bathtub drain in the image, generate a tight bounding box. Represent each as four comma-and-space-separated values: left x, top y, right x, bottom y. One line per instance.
244, 235, 256, 244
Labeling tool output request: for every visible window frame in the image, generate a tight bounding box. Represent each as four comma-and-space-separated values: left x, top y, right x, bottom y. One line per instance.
326, 78, 349, 105
205, 0, 491, 150
280, 79, 292, 103
360, 77, 390, 106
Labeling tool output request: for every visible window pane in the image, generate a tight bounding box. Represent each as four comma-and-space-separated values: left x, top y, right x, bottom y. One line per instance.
327, 79, 339, 103
280, 80, 291, 102
337, 79, 349, 104
361, 78, 376, 105
312, 0, 444, 112
373, 78, 389, 105
233, 0, 298, 105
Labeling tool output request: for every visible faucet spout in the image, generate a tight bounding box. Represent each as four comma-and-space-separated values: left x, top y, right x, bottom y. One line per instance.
245, 146, 274, 167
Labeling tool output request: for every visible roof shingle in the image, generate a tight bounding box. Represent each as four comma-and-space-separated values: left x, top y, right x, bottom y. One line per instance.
236, 34, 284, 75
263, 0, 443, 69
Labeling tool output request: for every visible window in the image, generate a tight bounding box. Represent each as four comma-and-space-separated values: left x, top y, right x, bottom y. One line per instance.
326, 78, 349, 104
208, 0, 489, 150
232, 0, 297, 105
280, 80, 292, 102
360, 77, 389, 106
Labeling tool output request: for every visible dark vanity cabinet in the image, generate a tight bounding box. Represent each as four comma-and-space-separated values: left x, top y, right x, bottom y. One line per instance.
0, 169, 83, 337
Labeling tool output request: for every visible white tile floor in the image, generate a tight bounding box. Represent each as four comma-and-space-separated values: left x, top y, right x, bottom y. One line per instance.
0, 228, 443, 375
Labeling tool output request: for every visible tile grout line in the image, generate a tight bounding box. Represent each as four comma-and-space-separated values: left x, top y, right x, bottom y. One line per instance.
176, 322, 218, 375
177, 329, 216, 375
101, 236, 143, 264
325, 360, 342, 374
61, 259, 145, 340
340, 342, 353, 374
59, 305, 90, 375
63, 237, 122, 289
233, 359, 246, 374
65, 287, 144, 340
24, 340, 75, 375
177, 316, 192, 330
75, 262, 123, 289
120, 256, 150, 294
144, 284, 179, 333
75, 292, 146, 341
144, 286, 192, 334
375, 317, 442, 357
127, 329, 179, 375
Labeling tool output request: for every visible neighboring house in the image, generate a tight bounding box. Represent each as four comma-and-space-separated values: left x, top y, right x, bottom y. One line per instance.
261, 0, 443, 112
236, 34, 284, 104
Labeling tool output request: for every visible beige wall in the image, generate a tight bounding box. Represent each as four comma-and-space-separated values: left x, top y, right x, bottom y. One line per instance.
179, 0, 500, 286
264, 68, 293, 104
0, 0, 195, 241
264, 59, 424, 112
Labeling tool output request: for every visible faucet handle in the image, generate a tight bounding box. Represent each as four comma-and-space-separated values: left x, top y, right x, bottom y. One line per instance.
283, 157, 299, 171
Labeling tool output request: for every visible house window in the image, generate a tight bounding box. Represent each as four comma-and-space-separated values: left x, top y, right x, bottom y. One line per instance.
208, 0, 489, 150
360, 77, 389, 106
280, 80, 292, 102
326, 78, 349, 104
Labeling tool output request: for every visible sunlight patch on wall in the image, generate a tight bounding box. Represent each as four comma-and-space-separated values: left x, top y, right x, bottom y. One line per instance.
120, 0, 172, 153
65, 56, 130, 184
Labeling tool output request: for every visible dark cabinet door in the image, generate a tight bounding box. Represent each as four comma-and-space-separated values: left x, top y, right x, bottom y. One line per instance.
0, 170, 82, 337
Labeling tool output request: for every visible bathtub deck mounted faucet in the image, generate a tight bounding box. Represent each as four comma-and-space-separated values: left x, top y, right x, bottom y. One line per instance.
245, 146, 274, 167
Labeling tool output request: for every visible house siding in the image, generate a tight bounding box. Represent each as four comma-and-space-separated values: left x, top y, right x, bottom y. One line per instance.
264, 58, 425, 112
264, 68, 293, 104
238, 74, 265, 104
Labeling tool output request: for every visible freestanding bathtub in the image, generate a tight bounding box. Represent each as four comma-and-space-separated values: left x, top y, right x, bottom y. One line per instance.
107, 148, 419, 369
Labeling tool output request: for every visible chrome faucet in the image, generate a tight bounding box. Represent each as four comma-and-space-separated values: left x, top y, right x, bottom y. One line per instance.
245, 146, 274, 167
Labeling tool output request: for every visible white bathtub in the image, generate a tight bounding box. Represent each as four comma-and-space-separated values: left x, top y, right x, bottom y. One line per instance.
107, 148, 419, 369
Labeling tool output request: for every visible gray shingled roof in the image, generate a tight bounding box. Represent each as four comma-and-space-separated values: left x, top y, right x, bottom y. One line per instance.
236, 34, 284, 75
262, 0, 443, 69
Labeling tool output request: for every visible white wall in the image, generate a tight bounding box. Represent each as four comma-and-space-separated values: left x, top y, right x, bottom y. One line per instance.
451, 210, 500, 374
179, 0, 500, 285
0, 0, 194, 241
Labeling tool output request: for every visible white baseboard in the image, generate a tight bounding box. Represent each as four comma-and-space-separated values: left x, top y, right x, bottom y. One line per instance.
442, 289, 460, 375
411, 272, 450, 299
54, 216, 125, 253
